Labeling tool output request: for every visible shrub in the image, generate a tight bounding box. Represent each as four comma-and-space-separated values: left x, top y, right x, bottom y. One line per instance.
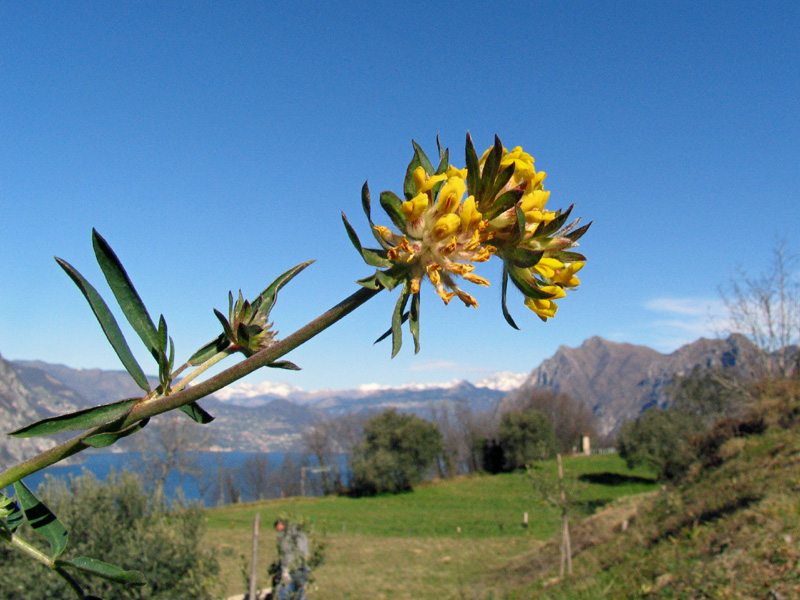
348, 409, 442, 495
616, 408, 700, 481
0, 470, 219, 600
497, 409, 557, 470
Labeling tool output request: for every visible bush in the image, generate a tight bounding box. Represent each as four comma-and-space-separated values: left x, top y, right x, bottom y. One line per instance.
616, 408, 701, 481
497, 409, 557, 470
0, 470, 219, 600
348, 409, 442, 495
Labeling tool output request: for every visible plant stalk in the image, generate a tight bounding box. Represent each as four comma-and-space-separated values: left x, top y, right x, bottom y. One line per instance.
0, 285, 381, 490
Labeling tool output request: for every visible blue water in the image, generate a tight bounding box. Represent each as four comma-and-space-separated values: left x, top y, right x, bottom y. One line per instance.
17, 450, 292, 505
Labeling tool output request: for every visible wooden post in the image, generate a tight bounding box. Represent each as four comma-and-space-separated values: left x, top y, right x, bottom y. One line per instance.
557, 454, 573, 577
249, 512, 261, 600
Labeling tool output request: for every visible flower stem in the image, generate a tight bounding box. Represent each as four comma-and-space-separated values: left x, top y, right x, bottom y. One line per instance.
0, 285, 381, 490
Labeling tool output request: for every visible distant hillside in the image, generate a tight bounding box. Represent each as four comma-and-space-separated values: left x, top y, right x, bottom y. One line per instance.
0, 334, 777, 458
500, 334, 766, 434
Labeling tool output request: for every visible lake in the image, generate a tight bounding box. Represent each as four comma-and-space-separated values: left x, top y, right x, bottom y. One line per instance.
15, 450, 325, 505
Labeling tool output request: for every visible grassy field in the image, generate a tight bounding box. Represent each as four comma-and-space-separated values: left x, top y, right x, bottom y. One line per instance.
204, 453, 656, 599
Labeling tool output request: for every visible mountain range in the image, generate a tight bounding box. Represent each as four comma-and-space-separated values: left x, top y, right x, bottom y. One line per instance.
0, 334, 771, 461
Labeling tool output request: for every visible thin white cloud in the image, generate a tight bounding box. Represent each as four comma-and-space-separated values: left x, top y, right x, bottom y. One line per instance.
644, 297, 733, 351
408, 361, 461, 372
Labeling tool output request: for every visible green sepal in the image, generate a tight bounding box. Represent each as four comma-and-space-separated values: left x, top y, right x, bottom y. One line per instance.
412, 140, 435, 175
56, 556, 146, 585
464, 132, 481, 200
255, 260, 315, 316
341, 212, 392, 268
548, 250, 587, 263
373, 311, 408, 345
9, 398, 139, 438
478, 135, 504, 204
564, 221, 592, 242
357, 267, 405, 291
506, 248, 545, 269
84, 418, 150, 448
436, 135, 445, 162
267, 360, 301, 371
515, 205, 526, 238
403, 150, 424, 201
92, 229, 159, 358
55, 258, 150, 392
179, 402, 214, 424
379, 190, 408, 231
409, 292, 420, 354
501, 264, 520, 330
13, 480, 68, 558
483, 188, 523, 221
213, 309, 235, 342
538, 204, 574, 237
484, 163, 516, 209
361, 182, 393, 250
428, 147, 450, 201
507, 267, 555, 300
391, 282, 412, 358
188, 334, 230, 366
2, 494, 24, 533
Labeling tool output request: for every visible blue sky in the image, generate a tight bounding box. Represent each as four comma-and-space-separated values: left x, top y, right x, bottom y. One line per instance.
1, 1, 798, 391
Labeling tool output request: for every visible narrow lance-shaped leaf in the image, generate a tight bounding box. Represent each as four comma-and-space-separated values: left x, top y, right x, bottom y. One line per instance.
507, 267, 555, 300
92, 229, 159, 357
267, 360, 301, 370
374, 311, 409, 344
464, 132, 481, 200
188, 334, 230, 366
391, 282, 411, 358
411, 140, 435, 174
361, 182, 392, 250
13, 480, 68, 558
255, 260, 315, 316
501, 264, 520, 330
341, 213, 392, 268
55, 258, 150, 392
10, 398, 140, 438
179, 402, 214, 424
56, 557, 146, 585
403, 150, 424, 201
409, 291, 421, 354
380, 190, 409, 231
2, 494, 24, 532
83, 418, 150, 448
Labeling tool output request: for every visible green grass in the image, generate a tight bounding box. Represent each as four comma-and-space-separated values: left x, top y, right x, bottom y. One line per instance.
204, 453, 657, 598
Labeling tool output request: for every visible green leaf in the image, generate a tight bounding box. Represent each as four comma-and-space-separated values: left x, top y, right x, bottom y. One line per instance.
361, 182, 392, 250
435, 146, 449, 175
483, 188, 523, 221
341, 213, 392, 268
409, 292, 420, 354
402, 148, 424, 201
379, 190, 408, 231
506, 248, 545, 269
188, 334, 230, 366
55, 258, 150, 392
485, 163, 515, 208
538, 204, 574, 238
92, 229, 159, 358
548, 250, 587, 263
464, 132, 481, 199
267, 360, 301, 370
391, 282, 411, 358
13, 481, 68, 558
565, 221, 592, 242
213, 308, 234, 341
10, 398, 139, 438
2, 494, 24, 532
515, 205, 526, 238
179, 402, 214, 424
501, 265, 520, 330
57, 556, 146, 585
255, 260, 315, 316
83, 418, 149, 448
373, 311, 409, 345
478, 135, 504, 203
507, 267, 555, 300
411, 140, 435, 174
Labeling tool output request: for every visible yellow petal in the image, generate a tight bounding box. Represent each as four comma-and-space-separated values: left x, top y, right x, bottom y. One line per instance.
436, 177, 467, 214
432, 214, 461, 239
401, 192, 429, 221
459, 195, 482, 230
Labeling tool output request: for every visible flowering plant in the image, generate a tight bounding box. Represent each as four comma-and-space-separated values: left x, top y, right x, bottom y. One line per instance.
0, 134, 588, 598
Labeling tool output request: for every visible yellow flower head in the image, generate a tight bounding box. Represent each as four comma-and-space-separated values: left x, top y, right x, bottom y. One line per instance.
346, 134, 590, 353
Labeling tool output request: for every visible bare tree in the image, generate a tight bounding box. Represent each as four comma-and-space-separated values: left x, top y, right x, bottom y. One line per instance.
300, 421, 336, 494
511, 389, 597, 454
720, 239, 800, 378
241, 454, 275, 500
